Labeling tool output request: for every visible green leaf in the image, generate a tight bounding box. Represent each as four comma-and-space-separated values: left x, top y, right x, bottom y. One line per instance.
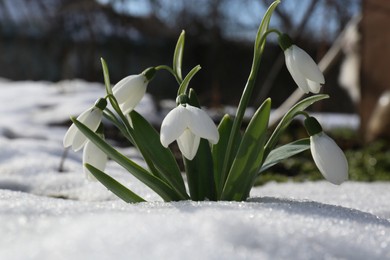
212, 114, 241, 198
221, 98, 271, 201
85, 164, 145, 203
183, 89, 216, 200
100, 58, 113, 95
219, 0, 280, 191
173, 30, 185, 82
264, 94, 328, 158
183, 139, 216, 201
260, 138, 310, 173
72, 118, 183, 202
177, 65, 201, 96
129, 110, 189, 199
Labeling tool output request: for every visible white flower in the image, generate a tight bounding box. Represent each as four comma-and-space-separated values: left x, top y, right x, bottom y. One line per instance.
113, 74, 148, 114
284, 45, 325, 94
83, 140, 108, 181
63, 106, 103, 151
310, 132, 348, 185
160, 104, 219, 160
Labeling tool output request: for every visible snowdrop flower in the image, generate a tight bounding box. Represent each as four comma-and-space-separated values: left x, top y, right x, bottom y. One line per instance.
279, 34, 325, 94
112, 68, 155, 114
83, 140, 107, 181
63, 98, 107, 151
160, 103, 219, 160
305, 117, 348, 185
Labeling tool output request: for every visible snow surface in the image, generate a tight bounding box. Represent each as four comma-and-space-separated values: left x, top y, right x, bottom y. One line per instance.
0, 79, 389, 260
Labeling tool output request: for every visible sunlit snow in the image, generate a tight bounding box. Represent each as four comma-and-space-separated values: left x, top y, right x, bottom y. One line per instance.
0, 79, 389, 260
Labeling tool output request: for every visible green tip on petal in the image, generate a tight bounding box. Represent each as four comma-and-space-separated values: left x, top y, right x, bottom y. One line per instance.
304, 116, 323, 136
278, 33, 293, 51
94, 98, 107, 110
142, 67, 156, 81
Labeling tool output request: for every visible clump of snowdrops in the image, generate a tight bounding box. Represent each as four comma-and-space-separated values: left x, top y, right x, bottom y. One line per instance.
64, 0, 348, 202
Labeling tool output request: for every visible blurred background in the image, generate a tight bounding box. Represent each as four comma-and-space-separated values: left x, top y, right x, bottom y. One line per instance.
0, 0, 389, 181
0, 0, 360, 107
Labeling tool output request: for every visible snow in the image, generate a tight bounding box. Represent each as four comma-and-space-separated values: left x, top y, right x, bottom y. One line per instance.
0, 79, 389, 260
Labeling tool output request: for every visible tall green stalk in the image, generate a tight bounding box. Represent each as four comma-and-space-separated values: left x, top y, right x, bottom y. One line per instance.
219, 1, 280, 190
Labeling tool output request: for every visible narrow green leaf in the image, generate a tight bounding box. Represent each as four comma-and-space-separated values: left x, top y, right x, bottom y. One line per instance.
129, 110, 189, 199
85, 164, 145, 203
181, 89, 216, 200
221, 98, 271, 201
260, 138, 310, 173
264, 94, 328, 158
212, 114, 241, 198
177, 65, 201, 96
100, 58, 113, 95
173, 30, 185, 82
72, 118, 183, 202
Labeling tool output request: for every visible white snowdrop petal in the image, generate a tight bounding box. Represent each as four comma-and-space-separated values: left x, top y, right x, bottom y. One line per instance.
160, 105, 188, 147
186, 105, 219, 144
83, 141, 108, 181
69, 107, 102, 151
285, 48, 310, 94
119, 89, 144, 114
113, 75, 147, 104
311, 133, 348, 185
292, 45, 325, 84
77, 107, 95, 121
82, 108, 103, 128
119, 82, 147, 114
63, 124, 78, 147
63, 107, 100, 150
307, 80, 321, 94
177, 129, 200, 160
71, 131, 88, 151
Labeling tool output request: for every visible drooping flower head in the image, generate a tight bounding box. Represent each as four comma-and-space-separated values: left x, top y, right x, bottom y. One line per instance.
63, 98, 107, 151
112, 68, 155, 114
304, 116, 348, 185
279, 34, 325, 94
160, 96, 219, 160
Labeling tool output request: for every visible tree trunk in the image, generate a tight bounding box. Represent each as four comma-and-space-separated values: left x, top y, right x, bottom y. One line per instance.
360, 0, 390, 142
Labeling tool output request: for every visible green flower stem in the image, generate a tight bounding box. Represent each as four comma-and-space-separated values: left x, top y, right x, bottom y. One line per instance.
264, 28, 282, 38
218, 1, 281, 190
263, 94, 329, 160
105, 95, 165, 183
296, 111, 310, 118
155, 65, 182, 85
100, 58, 135, 138
103, 109, 133, 143
106, 94, 133, 136
220, 28, 281, 188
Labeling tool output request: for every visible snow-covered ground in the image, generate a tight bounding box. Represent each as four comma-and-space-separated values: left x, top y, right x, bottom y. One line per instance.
0, 79, 389, 260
